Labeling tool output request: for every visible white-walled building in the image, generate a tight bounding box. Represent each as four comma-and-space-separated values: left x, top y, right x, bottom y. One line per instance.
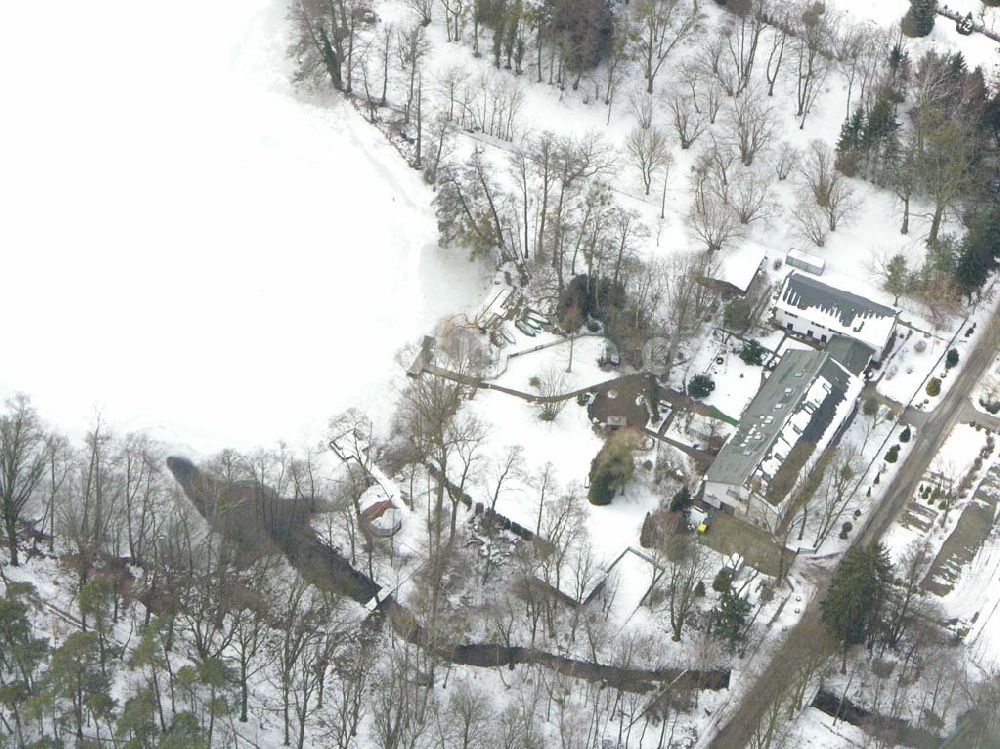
774, 272, 900, 362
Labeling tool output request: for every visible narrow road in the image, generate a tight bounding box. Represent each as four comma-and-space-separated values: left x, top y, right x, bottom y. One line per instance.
707, 319, 998, 749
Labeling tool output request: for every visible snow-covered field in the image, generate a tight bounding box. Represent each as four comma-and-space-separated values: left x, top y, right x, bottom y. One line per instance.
0, 0, 487, 456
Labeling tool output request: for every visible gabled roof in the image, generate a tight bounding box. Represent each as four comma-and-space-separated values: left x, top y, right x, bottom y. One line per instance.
706, 349, 859, 491
777, 273, 899, 351
709, 244, 766, 293
825, 335, 875, 376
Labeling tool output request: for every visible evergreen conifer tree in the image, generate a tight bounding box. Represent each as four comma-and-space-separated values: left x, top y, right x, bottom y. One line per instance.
903, 0, 936, 37
820, 543, 893, 672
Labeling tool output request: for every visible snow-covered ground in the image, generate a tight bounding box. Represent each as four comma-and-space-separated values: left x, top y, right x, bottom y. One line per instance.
880, 291, 1000, 410
0, 0, 488, 456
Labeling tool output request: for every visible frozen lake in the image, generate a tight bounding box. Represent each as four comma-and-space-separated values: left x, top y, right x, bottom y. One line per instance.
0, 0, 486, 454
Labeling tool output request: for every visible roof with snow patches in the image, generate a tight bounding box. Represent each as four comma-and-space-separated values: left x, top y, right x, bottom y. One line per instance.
777, 272, 899, 352
706, 348, 861, 493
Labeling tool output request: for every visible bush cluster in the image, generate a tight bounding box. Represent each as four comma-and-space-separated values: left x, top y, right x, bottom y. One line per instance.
688, 374, 716, 399
926, 377, 942, 397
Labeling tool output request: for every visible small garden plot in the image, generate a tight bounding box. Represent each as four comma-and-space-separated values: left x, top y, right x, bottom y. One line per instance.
696, 511, 794, 580
681, 329, 730, 386
699, 344, 766, 421
783, 706, 869, 749
582, 478, 669, 566
492, 334, 613, 395
603, 546, 664, 630
462, 386, 603, 500
973, 354, 1000, 416
923, 497, 998, 597
931, 422, 990, 480
940, 520, 1000, 669
921, 456, 1000, 597
883, 425, 998, 596
665, 411, 736, 453
881, 309, 993, 411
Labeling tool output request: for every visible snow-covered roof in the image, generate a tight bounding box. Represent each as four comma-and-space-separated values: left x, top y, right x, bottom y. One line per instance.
707, 349, 861, 495
709, 244, 766, 293
777, 272, 899, 352
785, 248, 826, 274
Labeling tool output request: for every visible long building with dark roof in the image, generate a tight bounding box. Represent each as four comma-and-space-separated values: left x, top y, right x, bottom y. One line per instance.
774, 272, 900, 362
703, 347, 864, 533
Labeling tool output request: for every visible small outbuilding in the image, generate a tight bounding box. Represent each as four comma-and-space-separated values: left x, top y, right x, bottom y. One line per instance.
708, 244, 767, 294
785, 248, 826, 276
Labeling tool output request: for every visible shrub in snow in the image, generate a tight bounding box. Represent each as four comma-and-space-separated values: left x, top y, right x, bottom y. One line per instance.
529, 375, 541, 388
688, 374, 716, 399
670, 487, 693, 512
862, 397, 880, 417
713, 568, 733, 593
714, 589, 752, 647
914, 339, 927, 353
926, 377, 942, 397
839, 521, 853, 539
885, 445, 900, 464
588, 429, 638, 505
723, 298, 754, 332
695, 581, 706, 597
739, 339, 767, 366
946, 348, 959, 369
640, 512, 654, 548
900, 426, 912, 443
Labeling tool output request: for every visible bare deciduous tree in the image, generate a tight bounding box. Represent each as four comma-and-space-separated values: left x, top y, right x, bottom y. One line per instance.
291, 0, 370, 92
625, 125, 671, 195
406, 0, 434, 26
657, 252, 719, 383
773, 141, 799, 181
669, 94, 707, 149
724, 0, 768, 95
695, 34, 739, 97
628, 88, 655, 130
632, 0, 702, 94
397, 23, 430, 124
731, 169, 775, 224
439, 0, 466, 42
791, 199, 828, 247
764, 7, 789, 97
798, 139, 856, 230
0, 395, 47, 566
689, 194, 744, 253
812, 444, 860, 547
728, 87, 775, 166
655, 532, 710, 641
793, 1, 837, 128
